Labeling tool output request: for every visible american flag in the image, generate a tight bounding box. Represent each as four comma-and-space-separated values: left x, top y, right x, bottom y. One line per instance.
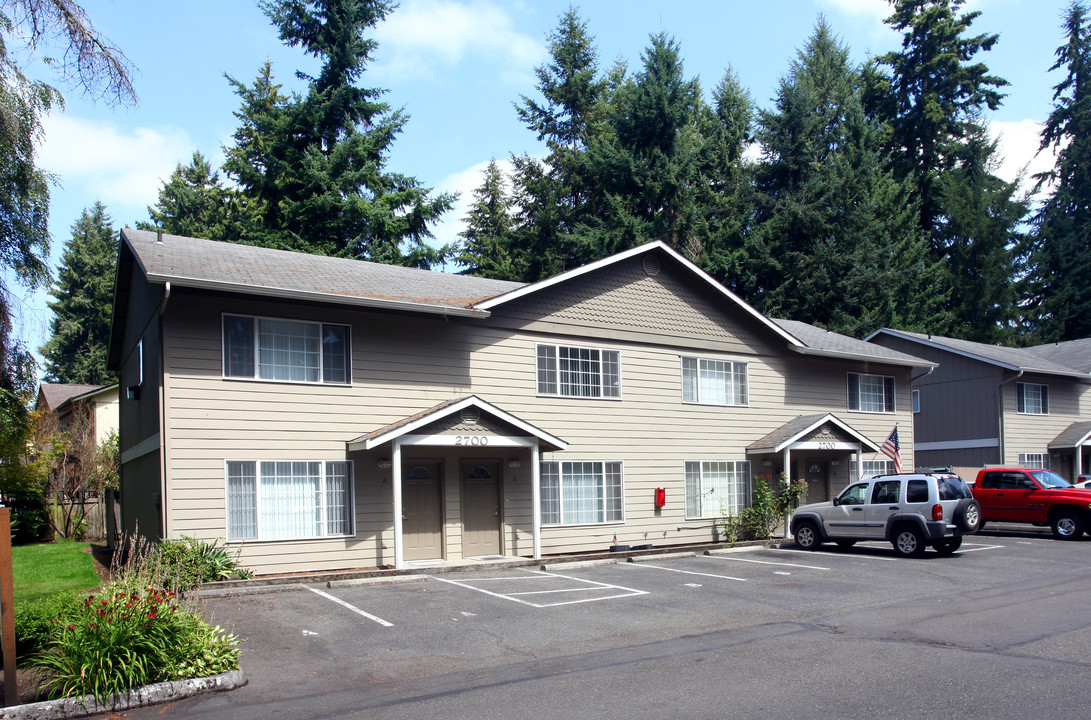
880, 426, 902, 473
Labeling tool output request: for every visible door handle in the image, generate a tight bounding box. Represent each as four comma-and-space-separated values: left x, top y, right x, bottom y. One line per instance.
852, 507, 863, 512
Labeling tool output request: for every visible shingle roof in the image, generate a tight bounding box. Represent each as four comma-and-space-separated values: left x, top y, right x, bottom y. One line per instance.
1049, 421, 1091, 450
870, 329, 1088, 378
773, 320, 934, 368
746, 413, 882, 453
36, 383, 105, 411
1023, 338, 1091, 375
121, 228, 525, 315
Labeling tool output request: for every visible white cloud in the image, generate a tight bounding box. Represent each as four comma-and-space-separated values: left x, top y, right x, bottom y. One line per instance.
39, 113, 196, 219
989, 118, 1057, 197
372, 0, 543, 82
429, 157, 519, 252
817, 0, 890, 21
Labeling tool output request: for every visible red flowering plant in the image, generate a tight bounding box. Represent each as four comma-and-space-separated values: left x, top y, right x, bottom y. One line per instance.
29, 564, 239, 702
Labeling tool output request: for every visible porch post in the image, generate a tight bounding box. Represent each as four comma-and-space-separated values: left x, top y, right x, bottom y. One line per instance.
856, 442, 863, 481
532, 442, 541, 560
783, 447, 793, 539
393, 440, 404, 570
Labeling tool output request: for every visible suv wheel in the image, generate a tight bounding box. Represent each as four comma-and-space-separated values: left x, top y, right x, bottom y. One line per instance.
931, 537, 962, 555
795, 521, 821, 551
1050, 510, 1084, 540
892, 526, 926, 558
954, 499, 981, 532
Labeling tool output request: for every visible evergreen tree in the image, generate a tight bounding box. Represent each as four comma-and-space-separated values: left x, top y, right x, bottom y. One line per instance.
41, 202, 118, 384
454, 160, 519, 280
221, 0, 453, 267
868, 0, 1008, 244
506, 8, 605, 280
751, 19, 943, 336
139, 151, 239, 239
578, 33, 704, 259
1020, 1, 1091, 342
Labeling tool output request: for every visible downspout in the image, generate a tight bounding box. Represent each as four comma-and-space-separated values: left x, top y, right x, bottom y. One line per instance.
157, 281, 171, 539
998, 370, 1024, 465
907, 366, 934, 468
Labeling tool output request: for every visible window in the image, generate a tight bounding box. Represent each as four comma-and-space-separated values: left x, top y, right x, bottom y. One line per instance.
837, 483, 869, 505
1018, 453, 1050, 469
223, 315, 350, 385
536, 344, 620, 398
848, 373, 895, 413
912, 389, 920, 413
850, 460, 895, 482
1016, 383, 1049, 415
540, 461, 623, 525
871, 480, 902, 504
685, 461, 751, 518
226, 460, 353, 540
681, 357, 748, 406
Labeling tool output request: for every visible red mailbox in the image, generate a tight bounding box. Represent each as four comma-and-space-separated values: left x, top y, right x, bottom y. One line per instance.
654, 487, 666, 508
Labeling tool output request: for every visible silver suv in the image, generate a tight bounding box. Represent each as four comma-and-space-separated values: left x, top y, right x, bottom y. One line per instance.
790, 472, 981, 557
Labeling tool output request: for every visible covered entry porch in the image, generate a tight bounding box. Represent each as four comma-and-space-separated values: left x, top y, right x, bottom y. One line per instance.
746, 414, 884, 503
348, 396, 566, 570
1047, 421, 1091, 482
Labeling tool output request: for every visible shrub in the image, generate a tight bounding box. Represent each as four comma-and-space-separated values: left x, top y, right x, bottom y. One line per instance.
13, 591, 82, 661
29, 580, 239, 702
721, 473, 808, 542
154, 537, 252, 590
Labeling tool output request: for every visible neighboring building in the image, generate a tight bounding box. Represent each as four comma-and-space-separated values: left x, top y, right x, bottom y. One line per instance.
107, 229, 931, 574
35, 383, 120, 446
867, 330, 1091, 480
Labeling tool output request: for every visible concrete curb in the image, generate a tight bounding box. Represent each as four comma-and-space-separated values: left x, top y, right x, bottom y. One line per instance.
0, 670, 246, 720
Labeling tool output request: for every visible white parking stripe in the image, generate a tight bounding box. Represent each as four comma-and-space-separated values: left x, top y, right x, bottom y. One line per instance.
625, 562, 746, 582
703, 555, 830, 571
957, 543, 1004, 552
776, 546, 900, 561
429, 575, 540, 607
429, 570, 649, 608
307, 587, 393, 627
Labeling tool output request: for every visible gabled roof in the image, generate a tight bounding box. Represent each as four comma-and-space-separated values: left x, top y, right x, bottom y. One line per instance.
119, 228, 524, 318
775, 320, 935, 369
866, 328, 1090, 379
1023, 338, 1091, 375
1049, 421, 1091, 450
347, 395, 567, 452
746, 413, 882, 454
36, 383, 108, 412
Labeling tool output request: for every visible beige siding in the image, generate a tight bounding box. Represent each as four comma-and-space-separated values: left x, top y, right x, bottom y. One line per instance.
1001, 374, 1085, 473
159, 273, 917, 573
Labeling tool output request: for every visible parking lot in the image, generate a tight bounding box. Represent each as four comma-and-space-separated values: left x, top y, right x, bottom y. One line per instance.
120, 530, 1091, 719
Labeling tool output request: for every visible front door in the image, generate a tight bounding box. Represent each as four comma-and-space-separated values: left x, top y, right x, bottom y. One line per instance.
805, 460, 829, 504
403, 461, 443, 561
461, 461, 501, 557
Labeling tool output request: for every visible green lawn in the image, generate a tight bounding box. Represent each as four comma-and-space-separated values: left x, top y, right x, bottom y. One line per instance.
11, 541, 102, 605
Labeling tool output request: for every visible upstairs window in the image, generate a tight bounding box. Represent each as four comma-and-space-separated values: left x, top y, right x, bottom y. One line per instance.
848, 372, 895, 413
681, 357, 748, 406
536, 344, 621, 398
223, 314, 350, 385
1016, 383, 1049, 415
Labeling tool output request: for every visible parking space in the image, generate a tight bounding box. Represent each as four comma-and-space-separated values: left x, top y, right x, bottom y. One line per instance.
428, 569, 648, 607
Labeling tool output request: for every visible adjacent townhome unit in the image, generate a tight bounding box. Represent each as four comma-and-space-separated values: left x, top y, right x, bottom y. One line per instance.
107, 229, 931, 574
867, 329, 1091, 480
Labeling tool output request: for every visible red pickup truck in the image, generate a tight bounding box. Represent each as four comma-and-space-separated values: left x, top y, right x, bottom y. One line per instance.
972, 467, 1091, 540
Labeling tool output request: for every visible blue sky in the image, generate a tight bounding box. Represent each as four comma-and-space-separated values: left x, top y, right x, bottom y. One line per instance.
11, 0, 1074, 355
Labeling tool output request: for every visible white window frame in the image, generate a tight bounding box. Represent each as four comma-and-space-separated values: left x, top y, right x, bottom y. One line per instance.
912, 389, 920, 414
535, 343, 621, 399
222, 313, 351, 386
1016, 382, 1049, 415
847, 372, 896, 413
684, 460, 751, 519
225, 459, 354, 541
850, 459, 896, 482
539, 460, 624, 526
1018, 453, 1050, 469
681, 356, 749, 407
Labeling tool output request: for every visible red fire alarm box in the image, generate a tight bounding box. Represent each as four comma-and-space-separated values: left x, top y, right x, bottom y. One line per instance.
654, 487, 666, 508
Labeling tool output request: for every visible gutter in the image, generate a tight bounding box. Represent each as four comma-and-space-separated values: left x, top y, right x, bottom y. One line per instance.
145, 274, 491, 319
787, 344, 935, 370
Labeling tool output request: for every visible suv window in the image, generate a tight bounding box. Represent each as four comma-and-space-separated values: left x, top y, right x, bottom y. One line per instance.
838, 483, 869, 505
937, 476, 972, 500
871, 480, 901, 504
906, 479, 929, 503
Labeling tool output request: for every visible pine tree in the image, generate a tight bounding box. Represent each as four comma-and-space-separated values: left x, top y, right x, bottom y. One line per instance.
868, 0, 1009, 244
222, 0, 453, 266
454, 160, 518, 280
751, 19, 944, 337
41, 202, 118, 384
140, 151, 239, 240
1019, 1, 1091, 342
